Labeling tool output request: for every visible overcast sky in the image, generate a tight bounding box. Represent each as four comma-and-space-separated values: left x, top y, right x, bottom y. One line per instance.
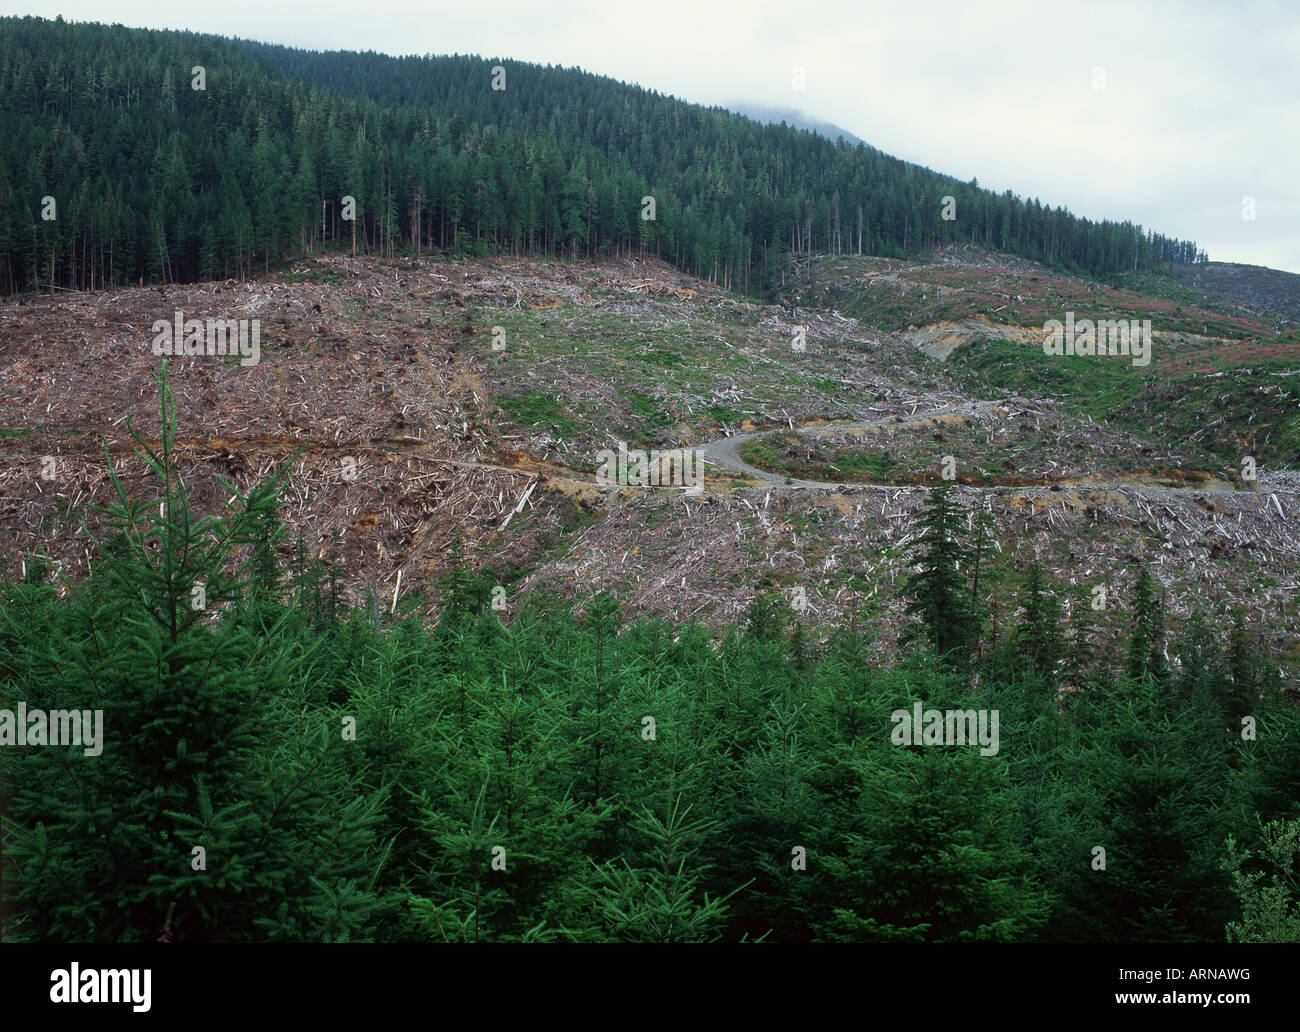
7, 0, 1297, 272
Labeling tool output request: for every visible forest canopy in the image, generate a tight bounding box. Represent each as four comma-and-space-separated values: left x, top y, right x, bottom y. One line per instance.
0, 15, 1204, 296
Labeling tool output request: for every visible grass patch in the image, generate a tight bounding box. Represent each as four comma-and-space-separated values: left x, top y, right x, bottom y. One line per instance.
740, 432, 899, 482
624, 389, 673, 429
707, 404, 746, 425
496, 392, 585, 438
281, 267, 344, 285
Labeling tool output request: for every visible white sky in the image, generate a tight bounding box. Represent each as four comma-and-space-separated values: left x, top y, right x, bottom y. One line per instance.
7, 0, 1298, 272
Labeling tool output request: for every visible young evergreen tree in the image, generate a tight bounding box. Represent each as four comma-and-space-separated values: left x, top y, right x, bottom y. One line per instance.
1064, 581, 1103, 688
744, 589, 786, 643
1013, 560, 1063, 685
1, 364, 389, 941
902, 484, 977, 663
1069, 677, 1243, 941
573, 798, 738, 942
967, 496, 998, 653
1223, 817, 1300, 943
801, 743, 1052, 942
1125, 565, 1167, 682
1225, 609, 1260, 712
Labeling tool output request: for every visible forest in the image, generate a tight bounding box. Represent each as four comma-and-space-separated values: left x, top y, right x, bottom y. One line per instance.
0, 15, 1205, 298
1, 12, 1292, 951
2, 368, 1295, 943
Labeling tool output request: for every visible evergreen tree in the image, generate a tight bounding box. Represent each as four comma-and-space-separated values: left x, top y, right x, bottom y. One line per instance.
1, 364, 390, 941
1125, 565, 1167, 682
0, 16, 1204, 296
1013, 560, 1063, 685
1064, 582, 1097, 687
573, 798, 738, 942
1223, 817, 1300, 943
902, 484, 977, 662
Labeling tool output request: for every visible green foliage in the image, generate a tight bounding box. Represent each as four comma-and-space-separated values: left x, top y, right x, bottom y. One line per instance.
1224, 818, 1300, 942
575, 799, 739, 942
0, 363, 389, 941
1125, 565, 1167, 682
744, 590, 786, 643
0, 15, 1201, 297
1, 373, 1294, 944
1012, 560, 1063, 684
901, 484, 979, 662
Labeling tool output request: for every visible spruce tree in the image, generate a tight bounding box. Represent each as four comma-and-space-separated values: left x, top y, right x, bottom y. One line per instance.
1224, 817, 1300, 942
902, 484, 977, 663
573, 797, 737, 942
1013, 560, 1063, 685
1, 364, 388, 941
1064, 582, 1100, 688
1125, 565, 1167, 682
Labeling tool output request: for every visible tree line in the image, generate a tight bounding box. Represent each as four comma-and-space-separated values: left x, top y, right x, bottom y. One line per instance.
0, 15, 1205, 297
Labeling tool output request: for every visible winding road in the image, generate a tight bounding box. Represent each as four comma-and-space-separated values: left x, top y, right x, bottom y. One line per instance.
693, 400, 1258, 498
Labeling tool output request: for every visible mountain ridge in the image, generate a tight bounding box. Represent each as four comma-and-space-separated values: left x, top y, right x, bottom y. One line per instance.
0, 14, 1204, 298
724, 102, 866, 146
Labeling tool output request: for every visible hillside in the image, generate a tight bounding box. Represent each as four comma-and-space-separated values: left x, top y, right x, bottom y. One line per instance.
4, 13, 1300, 955
787, 246, 1300, 468
1171, 261, 1300, 321
0, 15, 1202, 301
3, 250, 1297, 674
725, 102, 866, 146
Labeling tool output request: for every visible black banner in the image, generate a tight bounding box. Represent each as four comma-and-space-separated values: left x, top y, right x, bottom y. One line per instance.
2, 943, 1288, 1018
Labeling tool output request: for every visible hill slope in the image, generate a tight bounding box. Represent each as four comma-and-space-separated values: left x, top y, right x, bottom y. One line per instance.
3, 251, 1297, 673
1171, 262, 1300, 321
725, 102, 866, 146
787, 246, 1300, 468
0, 14, 1202, 299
